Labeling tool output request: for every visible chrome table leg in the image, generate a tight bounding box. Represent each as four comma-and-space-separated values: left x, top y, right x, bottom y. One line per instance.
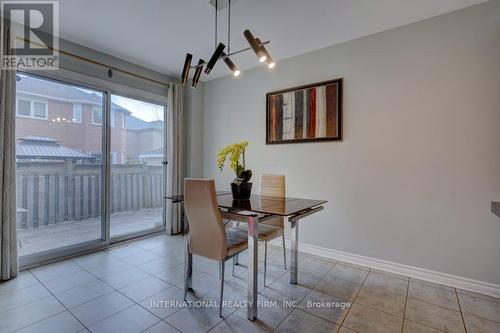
247, 215, 258, 321
290, 220, 299, 284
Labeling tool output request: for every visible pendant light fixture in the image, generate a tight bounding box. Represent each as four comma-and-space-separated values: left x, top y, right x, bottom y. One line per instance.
181, 0, 275, 88
204, 42, 226, 75
191, 59, 204, 88
244, 30, 266, 63
181, 53, 192, 85
222, 52, 240, 76
256, 38, 275, 69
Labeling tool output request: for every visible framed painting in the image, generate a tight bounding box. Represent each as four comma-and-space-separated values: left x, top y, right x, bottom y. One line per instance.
266, 78, 342, 144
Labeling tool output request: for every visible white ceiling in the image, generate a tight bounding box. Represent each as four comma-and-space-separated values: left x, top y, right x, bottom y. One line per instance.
51, 0, 485, 80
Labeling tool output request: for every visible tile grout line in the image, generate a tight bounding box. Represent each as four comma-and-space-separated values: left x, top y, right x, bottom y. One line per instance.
337, 266, 372, 332
400, 276, 410, 333
405, 295, 463, 313
403, 319, 448, 333
265, 260, 347, 332
84, 263, 173, 330
22, 270, 91, 333
9, 235, 179, 332
279, 261, 343, 330
455, 288, 468, 333
266, 259, 339, 332
59, 252, 163, 330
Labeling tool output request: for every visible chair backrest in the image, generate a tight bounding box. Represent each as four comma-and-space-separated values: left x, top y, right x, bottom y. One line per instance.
184, 178, 227, 260
260, 174, 285, 197
260, 174, 285, 228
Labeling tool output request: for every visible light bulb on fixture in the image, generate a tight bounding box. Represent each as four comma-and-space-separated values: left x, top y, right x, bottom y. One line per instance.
256, 38, 275, 69
244, 30, 267, 63
222, 52, 240, 77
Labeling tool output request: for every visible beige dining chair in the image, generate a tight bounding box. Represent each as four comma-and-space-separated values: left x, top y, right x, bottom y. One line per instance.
183, 178, 249, 317
235, 174, 286, 286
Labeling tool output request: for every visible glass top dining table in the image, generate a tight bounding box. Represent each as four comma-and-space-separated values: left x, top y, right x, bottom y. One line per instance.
165, 191, 326, 216
165, 191, 327, 321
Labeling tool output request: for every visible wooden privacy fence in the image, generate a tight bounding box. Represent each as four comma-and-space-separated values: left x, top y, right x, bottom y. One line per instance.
16, 161, 163, 229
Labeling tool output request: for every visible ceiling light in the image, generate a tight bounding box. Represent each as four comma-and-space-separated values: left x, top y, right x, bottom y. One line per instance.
204, 43, 226, 75
222, 52, 240, 77
181, 53, 192, 85
256, 38, 275, 69
191, 59, 204, 88
179, 1, 274, 88
244, 30, 267, 63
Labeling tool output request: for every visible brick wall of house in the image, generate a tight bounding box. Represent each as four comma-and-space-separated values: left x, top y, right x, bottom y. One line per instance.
16, 100, 128, 163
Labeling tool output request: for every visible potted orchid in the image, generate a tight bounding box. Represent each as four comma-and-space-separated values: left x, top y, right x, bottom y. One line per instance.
217, 141, 253, 200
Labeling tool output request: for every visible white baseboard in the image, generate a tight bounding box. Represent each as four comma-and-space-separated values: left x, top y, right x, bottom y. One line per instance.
269, 239, 500, 298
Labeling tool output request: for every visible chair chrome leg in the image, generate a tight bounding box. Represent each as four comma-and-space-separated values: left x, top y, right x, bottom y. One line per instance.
282, 233, 287, 269
183, 261, 189, 301
264, 241, 268, 287
232, 257, 236, 276
219, 260, 225, 317
184, 234, 192, 301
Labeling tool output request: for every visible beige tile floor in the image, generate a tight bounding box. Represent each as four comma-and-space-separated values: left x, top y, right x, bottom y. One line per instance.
1, 234, 499, 333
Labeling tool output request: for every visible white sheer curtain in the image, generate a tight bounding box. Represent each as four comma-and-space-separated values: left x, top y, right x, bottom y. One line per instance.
166, 83, 184, 234
0, 25, 18, 280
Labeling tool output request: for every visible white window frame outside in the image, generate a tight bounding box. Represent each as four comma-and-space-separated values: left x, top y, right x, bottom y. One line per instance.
72, 103, 82, 123
16, 97, 48, 120
92, 105, 103, 125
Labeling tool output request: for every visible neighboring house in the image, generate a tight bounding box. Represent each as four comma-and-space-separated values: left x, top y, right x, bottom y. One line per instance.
15, 75, 164, 165
138, 148, 164, 166
124, 116, 164, 164
16, 136, 95, 162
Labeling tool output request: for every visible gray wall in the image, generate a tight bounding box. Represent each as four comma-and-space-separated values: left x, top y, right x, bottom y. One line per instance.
13, 18, 175, 95
201, 1, 500, 284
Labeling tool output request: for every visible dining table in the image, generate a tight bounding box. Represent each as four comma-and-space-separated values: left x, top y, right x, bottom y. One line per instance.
165, 191, 327, 321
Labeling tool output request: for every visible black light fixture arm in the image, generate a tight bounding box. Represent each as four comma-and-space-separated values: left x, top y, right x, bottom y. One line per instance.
189, 40, 270, 69
228, 0, 231, 53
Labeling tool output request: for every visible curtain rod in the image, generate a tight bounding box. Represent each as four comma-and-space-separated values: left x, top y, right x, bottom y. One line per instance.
16, 36, 174, 88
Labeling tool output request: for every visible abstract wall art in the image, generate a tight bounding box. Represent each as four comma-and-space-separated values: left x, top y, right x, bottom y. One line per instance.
266, 78, 342, 144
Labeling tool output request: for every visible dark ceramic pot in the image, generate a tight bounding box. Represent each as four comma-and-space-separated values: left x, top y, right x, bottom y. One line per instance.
231, 181, 252, 200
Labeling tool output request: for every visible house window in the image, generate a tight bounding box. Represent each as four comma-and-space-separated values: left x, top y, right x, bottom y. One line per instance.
33, 102, 47, 118
111, 152, 117, 164
110, 110, 115, 128
17, 99, 31, 116
92, 106, 102, 125
122, 114, 126, 129
72, 104, 82, 123
16, 98, 48, 119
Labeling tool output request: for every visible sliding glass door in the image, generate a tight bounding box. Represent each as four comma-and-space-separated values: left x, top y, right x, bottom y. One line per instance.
16, 74, 168, 266
15, 73, 105, 258
109, 95, 166, 238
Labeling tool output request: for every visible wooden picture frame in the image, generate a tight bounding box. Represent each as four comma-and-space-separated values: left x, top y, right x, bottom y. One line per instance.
266, 78, 342, 144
